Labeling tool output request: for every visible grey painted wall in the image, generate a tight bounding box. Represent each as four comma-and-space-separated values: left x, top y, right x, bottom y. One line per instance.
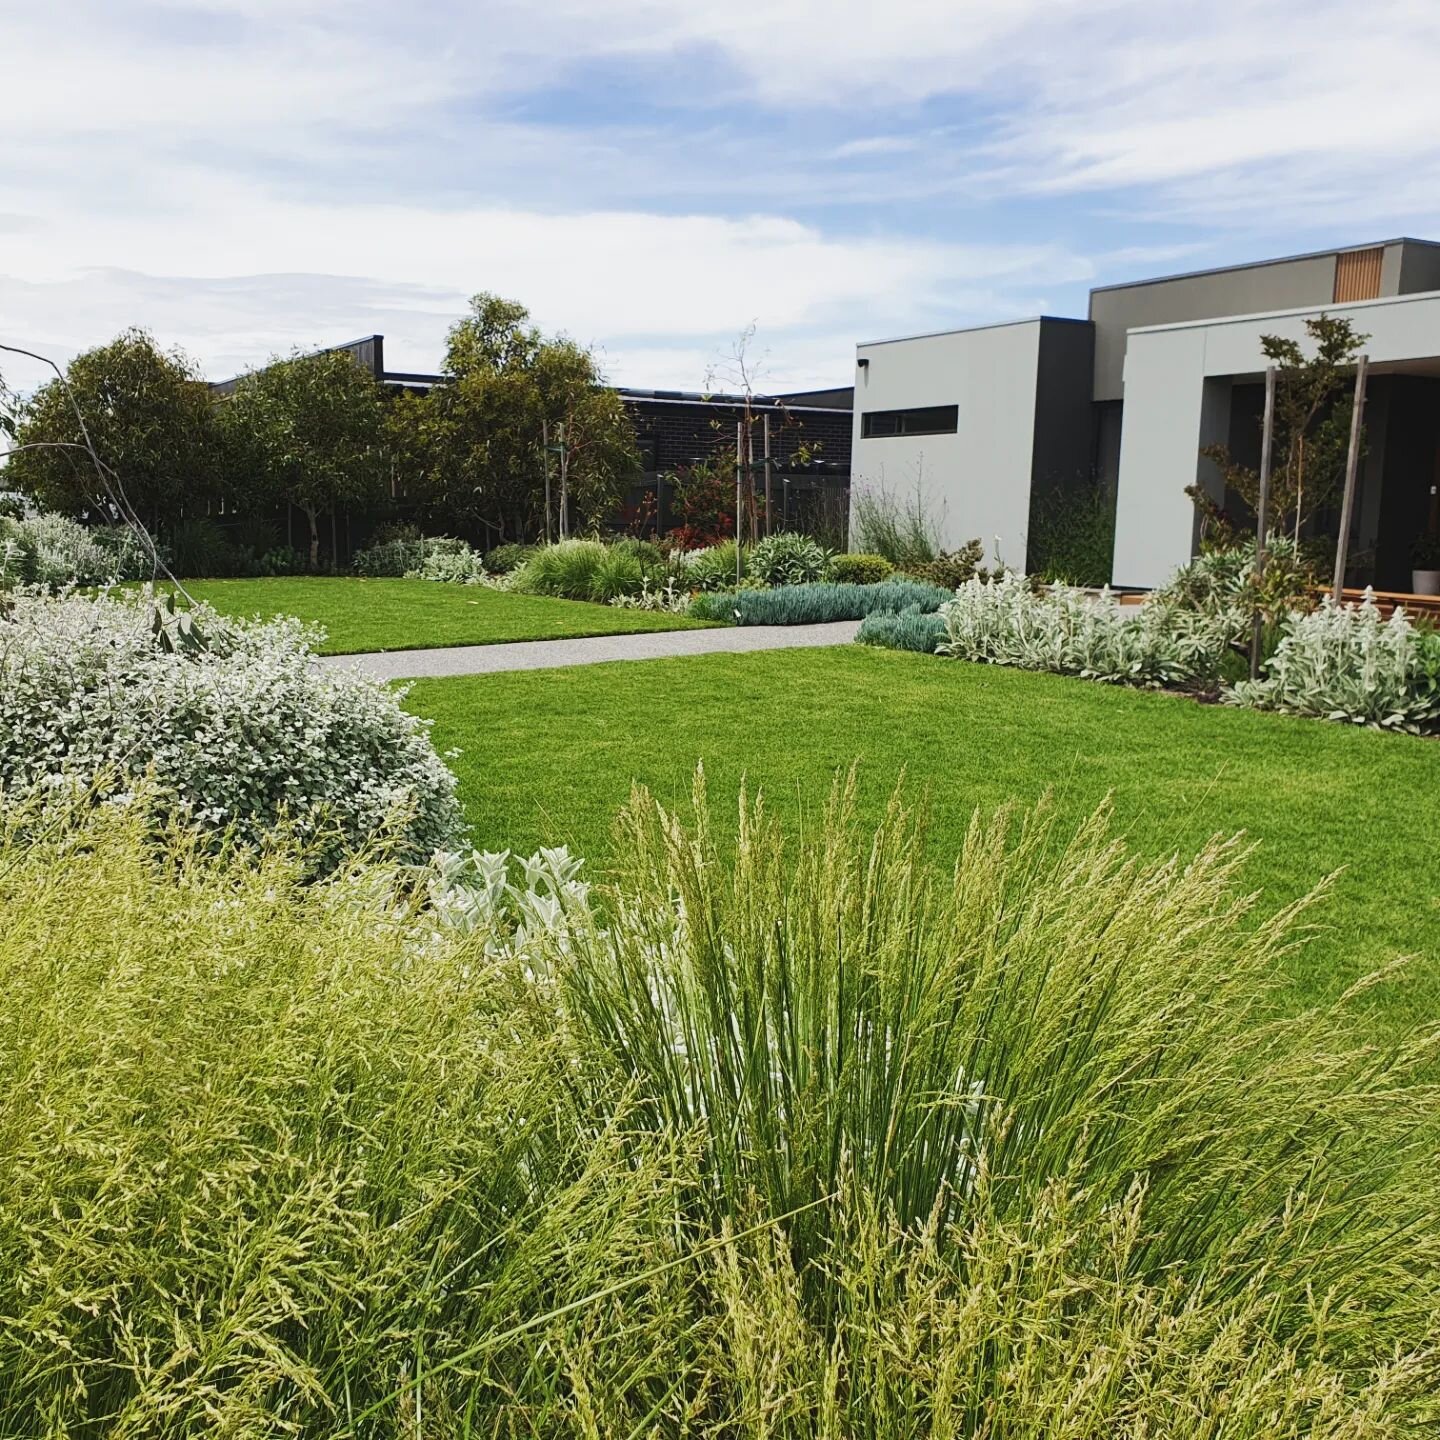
1089, 254, 1338, 401
1396, 240, 1440, 296
851, 320, 1046, 560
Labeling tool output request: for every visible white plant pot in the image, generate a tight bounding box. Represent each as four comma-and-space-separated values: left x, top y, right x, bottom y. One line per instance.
1412, 569, 1440, 597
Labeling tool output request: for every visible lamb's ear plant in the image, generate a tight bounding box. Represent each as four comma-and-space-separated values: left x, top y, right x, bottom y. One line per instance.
1229, 594, 1440, 732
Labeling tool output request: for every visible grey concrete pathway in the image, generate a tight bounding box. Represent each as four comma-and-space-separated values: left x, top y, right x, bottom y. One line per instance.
321, 619, 862, 682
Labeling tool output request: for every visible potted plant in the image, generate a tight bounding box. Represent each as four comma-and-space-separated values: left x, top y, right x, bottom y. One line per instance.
1412, 534, 1440, 596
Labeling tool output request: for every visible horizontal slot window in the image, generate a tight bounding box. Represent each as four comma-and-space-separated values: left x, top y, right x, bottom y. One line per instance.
861, 404, 959, 438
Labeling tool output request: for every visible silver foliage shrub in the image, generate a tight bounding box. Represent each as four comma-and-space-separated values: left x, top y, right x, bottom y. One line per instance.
407, 540, 492, 584
609, 576, 693, 613
0, 511, 166, 588
0, 589, 463, 868
1229, 596, 1440, 733
1, 511, 113, 587
937, 572, 1233, 688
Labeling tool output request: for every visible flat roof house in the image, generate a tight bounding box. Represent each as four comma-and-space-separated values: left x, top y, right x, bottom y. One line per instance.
852, 239, 1440, 589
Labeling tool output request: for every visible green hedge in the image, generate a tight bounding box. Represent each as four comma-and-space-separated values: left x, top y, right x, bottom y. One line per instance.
828, 553, 894, 585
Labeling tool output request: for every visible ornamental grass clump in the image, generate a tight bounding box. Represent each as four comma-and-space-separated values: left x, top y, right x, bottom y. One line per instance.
1229, 595, 1440, 732
561, 774, 1440, 1432
510, 538, 612, 600
681, 538, 745, 591
0, 587, 461, 869
1, 778, 1437, 1434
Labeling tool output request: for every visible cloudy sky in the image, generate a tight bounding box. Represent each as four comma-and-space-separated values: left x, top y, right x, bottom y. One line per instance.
3, 0, 1440, 392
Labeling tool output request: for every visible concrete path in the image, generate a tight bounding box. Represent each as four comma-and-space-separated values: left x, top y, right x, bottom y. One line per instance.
321, 619, 862, 682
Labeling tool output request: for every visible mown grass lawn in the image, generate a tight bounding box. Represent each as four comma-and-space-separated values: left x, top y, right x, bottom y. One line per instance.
407, 644, 1440, 1031
165, 577, 711, 654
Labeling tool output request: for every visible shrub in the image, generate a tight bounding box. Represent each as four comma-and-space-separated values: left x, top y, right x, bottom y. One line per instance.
828, 552, 893, 585
258, 544, 303, 576
938, 572, 1233, 688
511, 538, 612, 600
854, 603, 946, 653
690, 577, 949, 626
1028, 484, 1116, 587
164, 515, 238, 577
1228, 596, 1440, 733
92, 522, 169, 581
483, 541, 535, 574
682, 539, 745, 592
370, 519, 422, 546
354, 533, 468, 578
409, 538, 489, 584
1155, 535, 1319, 629
910, 537, 985, 590
0, 510, 116, 587
3, 782, 1436, 1434
609, 576, 693, 613
0, 589, 462, 870
354, 535, 425, 576
747, 530, 831, 587
228, 513, 281, 562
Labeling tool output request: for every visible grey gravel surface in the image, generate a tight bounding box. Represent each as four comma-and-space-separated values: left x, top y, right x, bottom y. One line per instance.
321, 619, 863, 682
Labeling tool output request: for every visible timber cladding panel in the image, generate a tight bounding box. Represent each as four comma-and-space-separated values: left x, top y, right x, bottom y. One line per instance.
1334, 248, 1384, 303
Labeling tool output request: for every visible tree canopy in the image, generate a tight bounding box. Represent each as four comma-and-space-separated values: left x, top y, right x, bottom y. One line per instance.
1192, 314, 1368, 545
401, 293, 640, 542
6, 329, 224, 522
221, 348, 389, 567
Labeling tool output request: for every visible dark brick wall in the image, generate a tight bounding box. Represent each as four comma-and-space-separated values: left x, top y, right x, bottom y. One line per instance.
620, 395, 852, 540
622, 397, 851, 479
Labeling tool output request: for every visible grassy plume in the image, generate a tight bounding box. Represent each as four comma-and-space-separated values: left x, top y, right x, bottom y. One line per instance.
1, 779, 1436, 1435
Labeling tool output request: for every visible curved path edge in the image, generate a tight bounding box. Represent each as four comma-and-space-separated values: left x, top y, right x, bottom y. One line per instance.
320, 619, 862, 682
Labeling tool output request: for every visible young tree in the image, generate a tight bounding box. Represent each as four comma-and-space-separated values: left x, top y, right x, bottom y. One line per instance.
221, 349, 388, 569
1190, 314, 1368, 545
404, 294, 640, 542
5, 329, 223, 522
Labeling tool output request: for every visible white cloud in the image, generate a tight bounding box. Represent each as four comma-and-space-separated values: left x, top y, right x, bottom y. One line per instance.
4, 0, 1440, 394
0, 172, 1092, 388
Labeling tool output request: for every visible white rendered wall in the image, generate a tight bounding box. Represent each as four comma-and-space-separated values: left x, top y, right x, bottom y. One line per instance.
851, 321, 1042, 565
1112, 289, 1440, 589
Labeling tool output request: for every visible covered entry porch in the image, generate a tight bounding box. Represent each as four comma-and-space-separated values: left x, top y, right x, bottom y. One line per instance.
1112, 289, 1440, 591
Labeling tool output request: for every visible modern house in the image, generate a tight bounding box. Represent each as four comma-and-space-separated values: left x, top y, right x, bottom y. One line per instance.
851, 240, 1440, 589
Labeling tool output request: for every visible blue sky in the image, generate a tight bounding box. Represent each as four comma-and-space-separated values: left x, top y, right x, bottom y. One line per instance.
4, 0, 1440, 392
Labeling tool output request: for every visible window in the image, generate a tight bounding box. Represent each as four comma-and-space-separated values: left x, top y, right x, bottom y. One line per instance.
861, 404, 959, 438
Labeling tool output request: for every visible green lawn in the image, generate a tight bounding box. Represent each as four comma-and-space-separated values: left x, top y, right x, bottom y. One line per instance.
167, 577, 710, 654
406, 645, 1440, 1030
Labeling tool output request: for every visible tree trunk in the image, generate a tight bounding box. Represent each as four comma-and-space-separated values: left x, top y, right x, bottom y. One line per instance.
305, 507, 320, 570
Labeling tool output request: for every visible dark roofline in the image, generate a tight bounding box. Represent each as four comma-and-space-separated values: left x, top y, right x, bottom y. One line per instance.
210, 336, 850, 412
1088, 237, 1440, 298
